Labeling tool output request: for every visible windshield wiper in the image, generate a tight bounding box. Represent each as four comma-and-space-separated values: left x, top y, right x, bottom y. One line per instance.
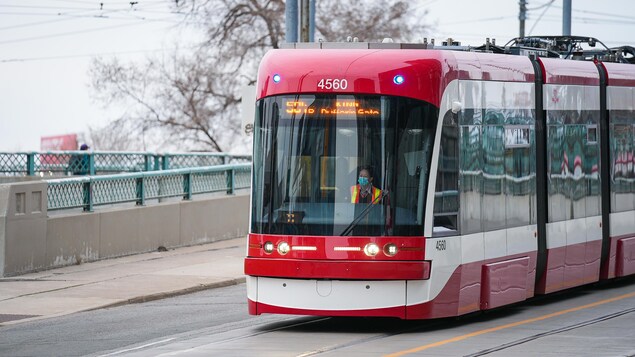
340, 190, 389, 236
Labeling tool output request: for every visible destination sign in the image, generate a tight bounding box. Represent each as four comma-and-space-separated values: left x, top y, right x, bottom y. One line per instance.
283, 100, 380, 117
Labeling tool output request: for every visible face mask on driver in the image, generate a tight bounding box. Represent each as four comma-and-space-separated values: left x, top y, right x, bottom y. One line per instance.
358, 176, 369, 186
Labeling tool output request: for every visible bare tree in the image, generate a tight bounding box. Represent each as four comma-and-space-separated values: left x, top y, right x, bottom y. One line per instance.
316, 1, 429, 42
89, 0, 431, 153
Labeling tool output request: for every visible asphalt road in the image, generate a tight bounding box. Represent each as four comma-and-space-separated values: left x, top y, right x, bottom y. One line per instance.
0, 284, 279, 357
2, 277, 635, 357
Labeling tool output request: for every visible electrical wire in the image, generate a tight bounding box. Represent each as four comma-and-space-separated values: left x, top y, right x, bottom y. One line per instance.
0, 15, 178, 45
0, 1, 194, 43
528, 0, 555, 35
526, 0, 555, 11
442, 16, 507, 26
549, 4, 635, 21
0, 44, 199, 63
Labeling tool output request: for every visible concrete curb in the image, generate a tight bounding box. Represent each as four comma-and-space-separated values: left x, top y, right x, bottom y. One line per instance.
0, 277, 248, 327
91, 277, 248, 311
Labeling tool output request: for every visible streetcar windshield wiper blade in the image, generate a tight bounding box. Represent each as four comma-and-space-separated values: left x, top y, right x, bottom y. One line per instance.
339, 190, 389, 236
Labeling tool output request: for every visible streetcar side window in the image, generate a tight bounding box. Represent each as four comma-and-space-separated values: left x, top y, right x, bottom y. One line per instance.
504, 124, 534, 227
547, 110, 602, 221
459, 124, 483, 234
610, 120, 635, 212
433, 111, 459, 235
482, 124, 507, 231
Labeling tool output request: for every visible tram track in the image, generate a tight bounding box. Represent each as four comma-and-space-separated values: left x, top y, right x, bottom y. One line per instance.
287, 282, 635, 356
102, 278, 635, 356
464, 306, 635, 357
161, 291, 635, 356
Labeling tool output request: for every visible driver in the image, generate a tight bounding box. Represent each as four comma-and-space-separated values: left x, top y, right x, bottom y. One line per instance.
351, 167, 382, 204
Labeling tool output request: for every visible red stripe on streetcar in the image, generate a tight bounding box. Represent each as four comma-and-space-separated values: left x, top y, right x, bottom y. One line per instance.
244, 257, 431, 280
248, 233, 425, 260
250, 299, 406, 319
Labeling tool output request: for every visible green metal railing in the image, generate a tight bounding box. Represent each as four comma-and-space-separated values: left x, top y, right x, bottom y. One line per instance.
0, 151, 251, 176
47, 164, 251, 211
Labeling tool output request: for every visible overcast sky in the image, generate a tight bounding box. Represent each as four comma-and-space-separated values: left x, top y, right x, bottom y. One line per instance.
1, 0, 634, 152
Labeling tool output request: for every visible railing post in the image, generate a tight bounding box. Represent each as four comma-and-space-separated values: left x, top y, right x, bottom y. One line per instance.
223, 155, 229, 165
83, 179, 93, 212
144, 155, 152, 172
153, 154, 160, 171
136, 176, 145, 206
226, 168, 235, 194
162, 154, 170, 170
88, 153, 95, 175
27, 152, 36, 175
184, 172, 192, 200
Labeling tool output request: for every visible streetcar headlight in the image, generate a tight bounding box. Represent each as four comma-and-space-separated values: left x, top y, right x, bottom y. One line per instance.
364, 243, 380, 257
277, 241, 290, 255
393, 75, 405, 85
272, 74, 281, 83
263, 241, 274, 254
384, 243, 398, 257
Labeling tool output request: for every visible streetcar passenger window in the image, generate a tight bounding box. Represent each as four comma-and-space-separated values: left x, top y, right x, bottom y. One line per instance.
547, 110, 602, 221
482, 124, 507, 231
433, 112, 459, 235
459, 125, 482, 234
609, 121, 635, 213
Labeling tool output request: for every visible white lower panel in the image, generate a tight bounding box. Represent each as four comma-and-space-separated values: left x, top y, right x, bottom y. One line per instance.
546, 216, 603, 249
611, 211, 635, 237
507, 225, 537, 255
566, 217, 587, 245
546, 221, 567, 249
425, 236, 461, 301
461, 232, 485, 264
406, 279, 432, 306
247, 275, 258, 302
585, 215, 602, 242
484, 229, 507, 259
256, 277, 406, 310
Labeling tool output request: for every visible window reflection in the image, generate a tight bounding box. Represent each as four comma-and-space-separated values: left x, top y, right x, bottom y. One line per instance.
547, 110, 601, 222
610, 113, 635, 213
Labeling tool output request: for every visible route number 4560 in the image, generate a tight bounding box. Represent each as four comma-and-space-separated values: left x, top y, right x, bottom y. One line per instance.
317, 78, 348, 90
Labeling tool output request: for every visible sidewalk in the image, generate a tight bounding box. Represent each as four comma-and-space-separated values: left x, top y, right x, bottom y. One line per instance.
0, 237, 247, 326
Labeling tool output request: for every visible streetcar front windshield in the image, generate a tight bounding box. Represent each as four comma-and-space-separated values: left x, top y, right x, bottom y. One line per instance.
251, 94, 438, 236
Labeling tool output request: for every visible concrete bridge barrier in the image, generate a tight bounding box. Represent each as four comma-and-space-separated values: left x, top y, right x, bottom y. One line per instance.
0, 181, 249, 277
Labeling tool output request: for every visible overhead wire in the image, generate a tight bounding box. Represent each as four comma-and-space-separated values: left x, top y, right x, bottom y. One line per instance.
528, 0, 555, 35
0, 15, 180, 45
0, 43, 199, 63
0, 8, 124, 31
0, 1, 192, 44
526, 0, 556, 11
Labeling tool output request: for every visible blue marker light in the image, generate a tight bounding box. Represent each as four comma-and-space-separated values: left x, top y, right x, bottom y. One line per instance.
273, 74, 281, 83
393, 75, 405, 85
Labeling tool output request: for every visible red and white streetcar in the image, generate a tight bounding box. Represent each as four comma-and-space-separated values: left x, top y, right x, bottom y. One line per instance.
244, 36, 635, 319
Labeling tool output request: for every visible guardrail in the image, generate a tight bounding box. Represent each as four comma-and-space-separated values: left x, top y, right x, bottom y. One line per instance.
0, 151, 252, 176
46, 164, 251, 211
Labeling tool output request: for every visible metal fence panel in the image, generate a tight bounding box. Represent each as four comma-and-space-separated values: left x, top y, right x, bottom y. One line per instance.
46, 164, 251, 211
1, 152, 252, 176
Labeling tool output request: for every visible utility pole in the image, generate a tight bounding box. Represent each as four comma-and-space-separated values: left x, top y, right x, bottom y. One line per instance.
286, 0, 314, 43
519, 0, 527, 37
563, 0, 572, 35
300, 0, 309, 42
309, 0, 315, 42
285, 0, 298, 43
